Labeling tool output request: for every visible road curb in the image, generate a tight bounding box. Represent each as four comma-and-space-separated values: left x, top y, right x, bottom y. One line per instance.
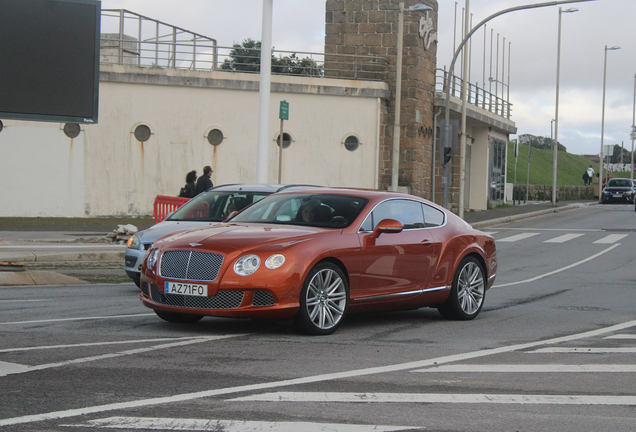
471, 202, 597, 229
0, 250, 124, 263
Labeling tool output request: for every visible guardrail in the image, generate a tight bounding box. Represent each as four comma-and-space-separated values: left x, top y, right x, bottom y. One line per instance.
436, 69, 512, 120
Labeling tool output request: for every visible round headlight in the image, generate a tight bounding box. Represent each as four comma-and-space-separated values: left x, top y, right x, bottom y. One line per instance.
265, 254, 285, 270
147, 248, 160, 269
234, 254, 261, 276
127, 235, 140, 249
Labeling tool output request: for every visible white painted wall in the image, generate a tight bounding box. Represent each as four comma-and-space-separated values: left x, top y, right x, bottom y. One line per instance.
0, 68, 384, 217
0, 121, 85, 217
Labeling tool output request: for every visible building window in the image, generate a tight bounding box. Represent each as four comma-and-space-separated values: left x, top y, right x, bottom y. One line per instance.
207, 128, 224, 146
134, 124, 151, 142
343, 135, 359, 152
275, 132, 292, 149
63, 123, 80, 138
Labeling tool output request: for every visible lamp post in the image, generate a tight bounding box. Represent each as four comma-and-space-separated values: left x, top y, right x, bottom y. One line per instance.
631, 74, 635, 182
552, 7, 578, 206
599, 45, 620, 202
255, 0, 273, 183
391, 2, 433, 192
441, 0, 593, 217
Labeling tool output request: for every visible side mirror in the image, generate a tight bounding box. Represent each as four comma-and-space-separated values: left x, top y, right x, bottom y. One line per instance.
372, 218, 404, 238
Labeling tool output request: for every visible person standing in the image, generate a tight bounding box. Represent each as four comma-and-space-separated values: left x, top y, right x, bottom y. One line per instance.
195, 165, 214, 195
586, 165, 595, 185
583, 170, 590, 186
179, 170, 197, 198
593, 173, 600, 199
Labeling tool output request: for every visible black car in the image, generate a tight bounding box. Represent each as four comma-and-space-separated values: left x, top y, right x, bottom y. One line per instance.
601, 178, 635, 204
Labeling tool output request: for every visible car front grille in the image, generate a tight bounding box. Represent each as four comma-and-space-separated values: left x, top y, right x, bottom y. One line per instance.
150, 285, 244, 310
252, 291, 275, 307
159, 250, 224, 281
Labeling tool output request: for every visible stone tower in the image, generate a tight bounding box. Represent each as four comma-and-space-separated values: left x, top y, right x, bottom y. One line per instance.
325, 0, 438, 198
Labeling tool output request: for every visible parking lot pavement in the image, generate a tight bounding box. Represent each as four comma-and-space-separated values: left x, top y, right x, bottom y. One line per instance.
0, 201, 595, 286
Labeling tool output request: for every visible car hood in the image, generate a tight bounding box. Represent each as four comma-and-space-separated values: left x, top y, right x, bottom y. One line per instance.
155, 223, 335, 253
138, 221, 219, 244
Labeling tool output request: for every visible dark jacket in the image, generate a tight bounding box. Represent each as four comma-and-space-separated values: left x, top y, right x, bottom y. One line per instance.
195, 175, 213, 195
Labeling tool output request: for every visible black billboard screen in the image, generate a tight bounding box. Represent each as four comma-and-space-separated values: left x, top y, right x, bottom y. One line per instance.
0, 0, 101, 124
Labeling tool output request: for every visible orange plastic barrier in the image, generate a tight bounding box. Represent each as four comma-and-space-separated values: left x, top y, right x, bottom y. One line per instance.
153, 195, 190, 223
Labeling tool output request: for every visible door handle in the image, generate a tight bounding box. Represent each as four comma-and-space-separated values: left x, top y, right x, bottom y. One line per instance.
421, 240, 433, 247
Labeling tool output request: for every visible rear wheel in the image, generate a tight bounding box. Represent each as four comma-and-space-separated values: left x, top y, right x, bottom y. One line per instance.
438, 256, 485, 320
154, 310, 204, 323
294, 262, 349, 335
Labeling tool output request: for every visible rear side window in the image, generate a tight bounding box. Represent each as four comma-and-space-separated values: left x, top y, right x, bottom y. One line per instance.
422, 204, 445, 227
361, 199, 425, 231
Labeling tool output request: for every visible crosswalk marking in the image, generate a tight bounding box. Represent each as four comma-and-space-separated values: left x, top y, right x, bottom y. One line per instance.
543, 233, 585, 243
593, 234, 629, 244
497, 232, 541, 242
229, 392, 636, 406
529, 347, 636, 354
411, 364, 636, 373
64, 417, 413, 431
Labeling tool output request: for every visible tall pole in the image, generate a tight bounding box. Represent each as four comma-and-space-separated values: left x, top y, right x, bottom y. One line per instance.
552, 8, 562, 206
600, 45, 620, 202
391, 2, 405, 192
458, 0, 470, 218
255, 0, 273, 183
629, 74, 636, 181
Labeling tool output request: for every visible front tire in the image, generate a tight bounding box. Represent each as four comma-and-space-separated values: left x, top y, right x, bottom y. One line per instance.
438, 256, 485, 320
155, 310, 204, 323
294, 262, 349, 335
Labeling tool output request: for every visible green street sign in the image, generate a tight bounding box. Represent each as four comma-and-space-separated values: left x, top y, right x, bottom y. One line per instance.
279, 100, 289, 121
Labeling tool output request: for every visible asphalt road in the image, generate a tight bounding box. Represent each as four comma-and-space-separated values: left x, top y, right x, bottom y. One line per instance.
1, 203, 635, 431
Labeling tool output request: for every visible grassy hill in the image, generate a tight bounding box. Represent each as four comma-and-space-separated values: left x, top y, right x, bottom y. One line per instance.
506, 142, 631, 186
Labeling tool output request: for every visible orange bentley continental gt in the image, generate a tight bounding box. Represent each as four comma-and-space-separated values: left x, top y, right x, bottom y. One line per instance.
139, 188, 497, 335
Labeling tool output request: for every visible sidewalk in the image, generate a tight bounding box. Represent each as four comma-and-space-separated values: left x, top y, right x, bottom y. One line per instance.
0, 201, 596, 285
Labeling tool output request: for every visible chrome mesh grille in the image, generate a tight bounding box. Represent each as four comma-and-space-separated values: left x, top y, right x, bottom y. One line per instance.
159, 250, 224, 281
252, 291, 275, 307
150, 285, 244, 309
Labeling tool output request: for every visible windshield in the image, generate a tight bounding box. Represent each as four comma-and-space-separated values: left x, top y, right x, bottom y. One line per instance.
608, 179, 632, 188
231, 193, 369, 228
168, 191, 271, 222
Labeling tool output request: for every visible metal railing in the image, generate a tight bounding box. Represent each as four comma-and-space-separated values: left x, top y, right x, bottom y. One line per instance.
100, 9, 387, 81
435, 68, 512, 120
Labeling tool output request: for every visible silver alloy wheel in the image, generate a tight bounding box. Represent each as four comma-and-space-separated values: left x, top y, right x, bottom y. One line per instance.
456, 261, 485, 315
305, 268, 347, 330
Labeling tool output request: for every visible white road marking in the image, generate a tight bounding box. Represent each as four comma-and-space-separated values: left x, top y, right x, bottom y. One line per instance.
529, 347, 636, 354
0, 337, 216, 353
543, 233, 585, 243
0, 361, 31, 375
493, 228, 602, 232
0, 313, 155, 325
605, 334, 636, 339
64, 417, 414, 431
411, 364, 636, 373
483, 231, 497, 235
0, 335, 243, 377
494, 243, 620, 288
496, 233, 541, 243
2, 320, 636, 427
230, 392, 636, 406
593, 234, 629, 244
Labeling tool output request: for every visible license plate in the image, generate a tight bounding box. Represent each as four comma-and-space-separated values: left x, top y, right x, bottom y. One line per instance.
165, 282, 208, 297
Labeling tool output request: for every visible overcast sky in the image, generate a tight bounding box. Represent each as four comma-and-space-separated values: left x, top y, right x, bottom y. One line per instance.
100, 0, 636, 156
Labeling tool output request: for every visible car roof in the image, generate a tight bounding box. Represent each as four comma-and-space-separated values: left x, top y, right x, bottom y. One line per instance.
273, 186, 419, 200
206, 184, 321, 193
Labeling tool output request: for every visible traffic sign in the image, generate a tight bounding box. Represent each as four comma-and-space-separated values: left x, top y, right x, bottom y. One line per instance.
279, 100, 289, 121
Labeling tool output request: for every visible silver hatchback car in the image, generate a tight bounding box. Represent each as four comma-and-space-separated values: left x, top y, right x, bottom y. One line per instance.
125, 184, 311, 287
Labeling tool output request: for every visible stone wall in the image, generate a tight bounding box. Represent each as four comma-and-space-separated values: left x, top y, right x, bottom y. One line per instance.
325, 0, 438, 198
511, 185, 594, 203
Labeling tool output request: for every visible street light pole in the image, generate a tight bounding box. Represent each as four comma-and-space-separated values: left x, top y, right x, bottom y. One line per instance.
391, 2, 433, 192
255, 0, 273, 183
442, 0, 594, 217
552, 7, 578, 206
631, 73, 635, 182
599, 45, 620, 202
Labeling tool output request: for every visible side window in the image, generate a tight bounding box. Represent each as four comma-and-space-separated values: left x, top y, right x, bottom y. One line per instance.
422, 204, 445, 227
364, 200, 425, 231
